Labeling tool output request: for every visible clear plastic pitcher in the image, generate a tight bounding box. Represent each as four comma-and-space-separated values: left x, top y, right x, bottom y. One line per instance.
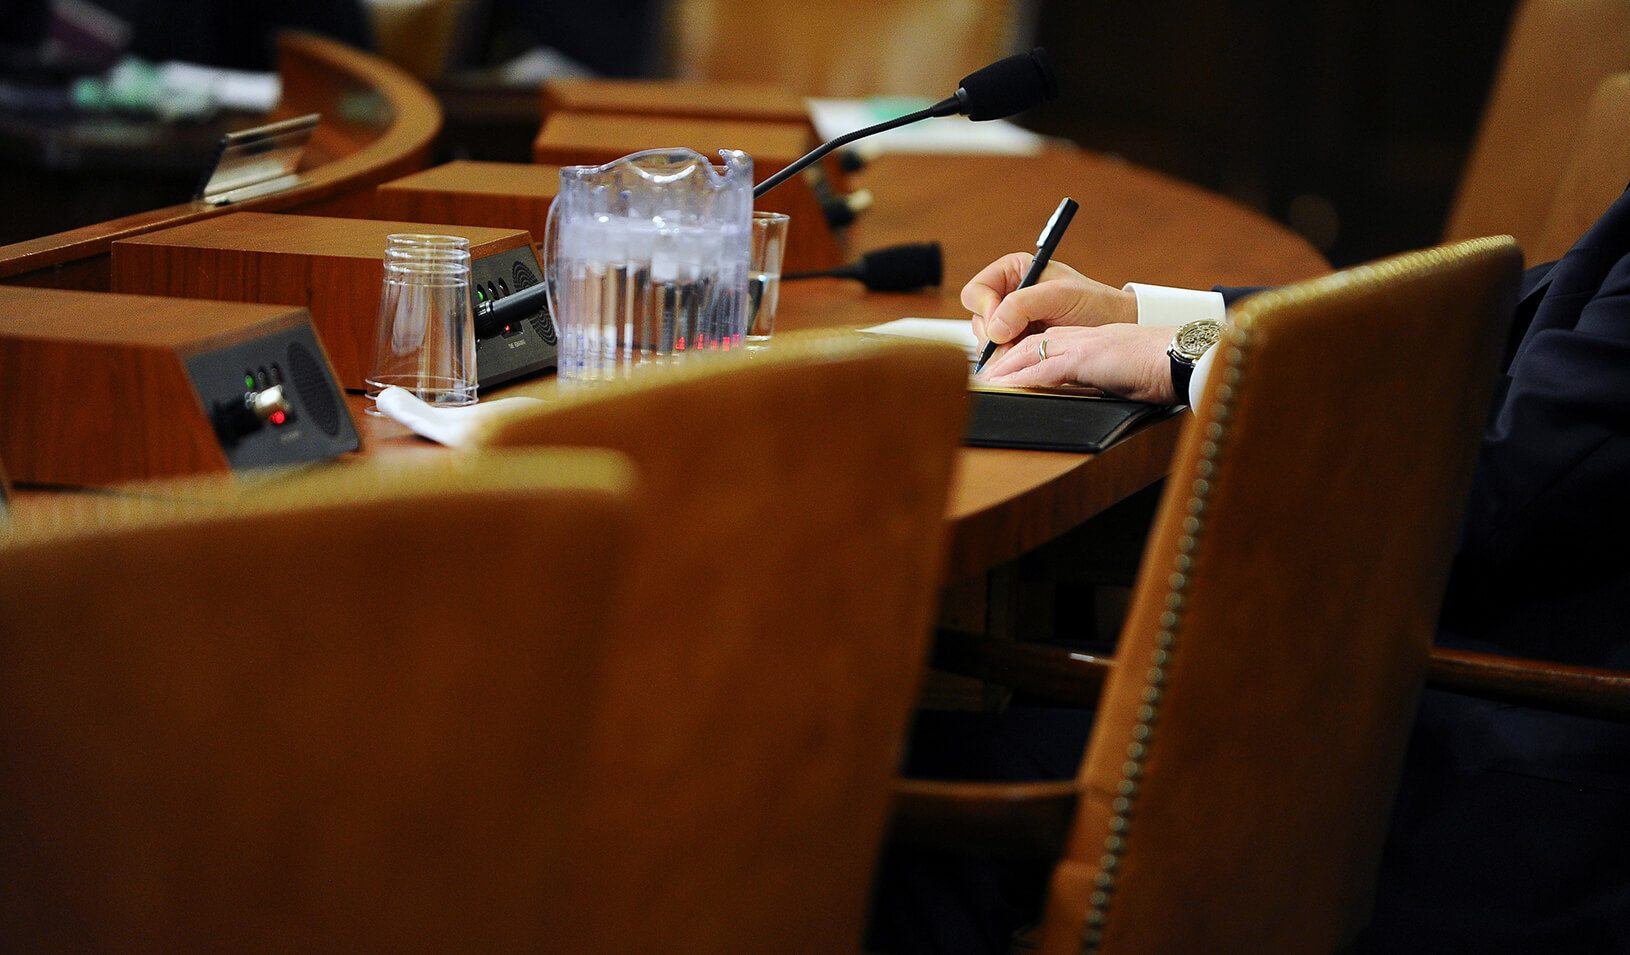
544, 148, 753, 381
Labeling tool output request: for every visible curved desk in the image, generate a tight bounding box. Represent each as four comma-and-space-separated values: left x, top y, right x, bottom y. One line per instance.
795, 150, 1327, 580
358, 147, 1327, 582
0, 32, 440, 290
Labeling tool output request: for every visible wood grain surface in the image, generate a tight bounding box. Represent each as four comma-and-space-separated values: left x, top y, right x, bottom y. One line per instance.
375, 161, 562, 236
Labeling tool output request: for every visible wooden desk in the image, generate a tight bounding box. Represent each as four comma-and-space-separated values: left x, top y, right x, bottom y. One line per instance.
6, 144, 1326, 585
351, 147, 1326, 582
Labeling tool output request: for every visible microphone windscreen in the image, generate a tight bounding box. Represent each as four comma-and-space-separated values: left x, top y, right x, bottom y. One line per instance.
856, 242, 944, 292
957, 48, 1059, 121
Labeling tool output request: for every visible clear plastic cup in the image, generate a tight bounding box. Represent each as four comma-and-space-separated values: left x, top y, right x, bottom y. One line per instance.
746, 211, 790, 347
365, 240, 478, 415
385, 233, 470, 258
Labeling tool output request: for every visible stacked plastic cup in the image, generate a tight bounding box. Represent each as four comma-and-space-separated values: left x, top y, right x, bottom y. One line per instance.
365, 234, 478, 415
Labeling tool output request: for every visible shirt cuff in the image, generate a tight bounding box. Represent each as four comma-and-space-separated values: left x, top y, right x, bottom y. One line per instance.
1187, 343, 1219, 409
1125, 283, 1227, 327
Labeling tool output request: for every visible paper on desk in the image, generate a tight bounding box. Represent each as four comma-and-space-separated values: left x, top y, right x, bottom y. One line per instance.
807, 98, 1045, 156
375, 386, 547, 447
859, 317, 980, 360
156, 61, 281, 112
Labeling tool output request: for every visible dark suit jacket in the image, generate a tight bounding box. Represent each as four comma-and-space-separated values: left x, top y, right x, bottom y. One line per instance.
1224, 191, 1630, 952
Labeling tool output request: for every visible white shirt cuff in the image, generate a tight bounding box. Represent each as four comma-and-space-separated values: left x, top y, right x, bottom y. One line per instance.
1187, 343, 1219, 409
1125, 283, 1226, 327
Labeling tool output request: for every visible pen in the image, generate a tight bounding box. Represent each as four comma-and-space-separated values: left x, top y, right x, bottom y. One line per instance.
973, 196, 1079, 374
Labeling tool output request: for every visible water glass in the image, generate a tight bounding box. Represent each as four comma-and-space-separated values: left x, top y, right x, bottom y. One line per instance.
747, 211, 790, 346
365, 238, 478, 415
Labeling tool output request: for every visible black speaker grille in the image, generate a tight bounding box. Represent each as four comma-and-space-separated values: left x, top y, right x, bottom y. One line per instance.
288, 341, 341, 437
513, 260, 558, 346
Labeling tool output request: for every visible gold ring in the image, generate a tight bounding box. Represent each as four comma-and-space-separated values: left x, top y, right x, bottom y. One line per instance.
1038, 337, 1049, 361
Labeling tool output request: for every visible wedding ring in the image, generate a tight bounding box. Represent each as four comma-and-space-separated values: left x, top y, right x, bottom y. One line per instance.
1039, 337, 1049, 361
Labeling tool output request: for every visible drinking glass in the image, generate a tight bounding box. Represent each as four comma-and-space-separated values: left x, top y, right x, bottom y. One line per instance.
365, 240, 477, 415
746, 211, 790, 347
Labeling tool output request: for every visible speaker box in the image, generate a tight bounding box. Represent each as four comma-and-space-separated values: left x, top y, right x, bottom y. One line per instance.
376, 161, 559, 236
0, 286, 358, 488
532, 113, 846, 272
110, 212, 556, 391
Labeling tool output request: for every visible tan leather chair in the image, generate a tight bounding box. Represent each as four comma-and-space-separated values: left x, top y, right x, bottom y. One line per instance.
1446, 0, 1630, 253
471, 331, 970, 952
902, 237, 1522, 951
1531, 71, 1630, 262
0, 449, 641, 949
666, 0, 1028, 97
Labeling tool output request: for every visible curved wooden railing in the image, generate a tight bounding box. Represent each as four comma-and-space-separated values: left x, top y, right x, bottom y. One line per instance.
0, 32, 441, 289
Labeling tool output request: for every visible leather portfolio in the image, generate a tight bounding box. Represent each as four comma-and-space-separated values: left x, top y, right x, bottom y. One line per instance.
965, 388, 1170, 453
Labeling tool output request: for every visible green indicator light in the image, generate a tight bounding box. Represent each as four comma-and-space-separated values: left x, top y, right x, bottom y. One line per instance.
475, 287, 485, 302
244, 374, 255, 389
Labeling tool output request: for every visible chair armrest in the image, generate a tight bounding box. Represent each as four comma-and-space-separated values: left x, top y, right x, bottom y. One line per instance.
1427, 648, 1630, 722
934, 630, 1630, 722
931, 629, 1112, 708
889, 778, 1079, 861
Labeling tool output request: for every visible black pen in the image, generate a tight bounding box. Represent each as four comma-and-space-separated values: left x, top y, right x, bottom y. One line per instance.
973, 196, 1079, 374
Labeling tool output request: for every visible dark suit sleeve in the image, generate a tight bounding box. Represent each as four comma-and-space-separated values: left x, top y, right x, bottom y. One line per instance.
1214, 286, 1268, 307
1461, 250, 1630, 577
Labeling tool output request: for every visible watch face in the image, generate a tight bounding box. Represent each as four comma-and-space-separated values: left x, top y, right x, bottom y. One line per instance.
1173, 321, 1223, 362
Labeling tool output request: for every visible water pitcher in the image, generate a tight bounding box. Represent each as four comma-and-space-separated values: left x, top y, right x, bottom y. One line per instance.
544, 148, 753, 381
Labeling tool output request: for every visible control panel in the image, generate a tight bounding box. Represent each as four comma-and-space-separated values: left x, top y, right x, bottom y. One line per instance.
185, 321, 360, 471
472, 246, 558, 387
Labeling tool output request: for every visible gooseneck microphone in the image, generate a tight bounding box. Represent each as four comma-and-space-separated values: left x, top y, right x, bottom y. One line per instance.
784, 242, 943, 292
752, 48, 1058, 200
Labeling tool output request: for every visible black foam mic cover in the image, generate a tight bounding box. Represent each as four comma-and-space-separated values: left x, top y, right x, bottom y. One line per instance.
956, 48, 1059, 121
855, 242, 943, 291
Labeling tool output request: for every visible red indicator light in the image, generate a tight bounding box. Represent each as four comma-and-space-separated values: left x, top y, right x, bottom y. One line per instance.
676, 337, 686, 351
269, 410, 287, 426
504, 324, 511, 334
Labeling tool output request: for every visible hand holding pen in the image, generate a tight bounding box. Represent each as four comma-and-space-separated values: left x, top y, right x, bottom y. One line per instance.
972, 197, 1079, 373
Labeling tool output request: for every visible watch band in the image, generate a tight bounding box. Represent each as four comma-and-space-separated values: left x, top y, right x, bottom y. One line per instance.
1169, 352, 1196, 405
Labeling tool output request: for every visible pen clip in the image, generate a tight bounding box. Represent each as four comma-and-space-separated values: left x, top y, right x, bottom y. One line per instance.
1037, 196, 1074, 248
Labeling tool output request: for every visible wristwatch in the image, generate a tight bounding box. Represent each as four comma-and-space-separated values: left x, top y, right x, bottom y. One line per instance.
1167, 319, 1224, 404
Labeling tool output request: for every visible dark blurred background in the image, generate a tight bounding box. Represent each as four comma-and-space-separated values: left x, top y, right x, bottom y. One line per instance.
0, 0, 1518, 266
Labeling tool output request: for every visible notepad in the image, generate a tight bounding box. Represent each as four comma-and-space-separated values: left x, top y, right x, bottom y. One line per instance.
808, 99, 1045, 156
859, 317, 979, 361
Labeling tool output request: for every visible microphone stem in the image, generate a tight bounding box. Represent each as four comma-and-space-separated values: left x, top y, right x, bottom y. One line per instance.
753, 98, 958, 200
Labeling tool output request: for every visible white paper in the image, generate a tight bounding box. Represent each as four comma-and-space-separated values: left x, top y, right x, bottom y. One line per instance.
375, 386, 548, 447
859, 317, 980, 360
807, 98, 1045, 156
157, 61, 281, 112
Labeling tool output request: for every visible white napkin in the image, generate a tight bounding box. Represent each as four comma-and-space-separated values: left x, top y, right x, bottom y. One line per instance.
375, 386, 548, 447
